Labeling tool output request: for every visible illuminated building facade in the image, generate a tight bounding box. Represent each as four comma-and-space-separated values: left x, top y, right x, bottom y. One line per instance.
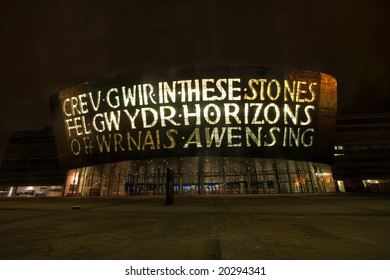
50, 67, 338, 196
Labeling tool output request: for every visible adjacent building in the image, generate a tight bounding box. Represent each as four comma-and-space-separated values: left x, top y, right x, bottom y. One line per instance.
332, 110, 390, 192
0, 127, 65, 196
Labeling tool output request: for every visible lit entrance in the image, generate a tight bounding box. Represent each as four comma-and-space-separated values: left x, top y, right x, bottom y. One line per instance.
63, 157, 336, 196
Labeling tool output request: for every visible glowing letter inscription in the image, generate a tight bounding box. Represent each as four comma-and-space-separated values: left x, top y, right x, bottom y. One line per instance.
50, 67, 337, 168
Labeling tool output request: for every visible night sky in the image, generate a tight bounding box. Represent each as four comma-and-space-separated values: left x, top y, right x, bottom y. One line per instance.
0, 0, 389, 160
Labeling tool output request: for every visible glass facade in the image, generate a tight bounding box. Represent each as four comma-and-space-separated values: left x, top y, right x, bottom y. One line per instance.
64, 157, 335, 196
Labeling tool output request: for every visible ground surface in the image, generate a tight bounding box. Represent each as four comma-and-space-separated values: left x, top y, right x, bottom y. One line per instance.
0, 193, 389, 260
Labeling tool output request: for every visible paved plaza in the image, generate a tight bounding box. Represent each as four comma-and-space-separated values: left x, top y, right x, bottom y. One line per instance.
0, 193, 389, 260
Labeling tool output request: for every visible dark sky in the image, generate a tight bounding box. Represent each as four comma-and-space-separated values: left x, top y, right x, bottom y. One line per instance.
0, 0, 389, 159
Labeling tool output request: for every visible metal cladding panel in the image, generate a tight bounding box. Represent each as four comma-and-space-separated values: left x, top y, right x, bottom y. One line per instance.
50, 67, 337, 169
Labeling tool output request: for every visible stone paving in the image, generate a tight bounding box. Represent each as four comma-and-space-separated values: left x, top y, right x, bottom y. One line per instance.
0, 193, 389, 260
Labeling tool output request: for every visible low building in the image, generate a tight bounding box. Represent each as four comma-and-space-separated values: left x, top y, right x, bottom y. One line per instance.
0, 127, 65, 197
332, 110, 390, 192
